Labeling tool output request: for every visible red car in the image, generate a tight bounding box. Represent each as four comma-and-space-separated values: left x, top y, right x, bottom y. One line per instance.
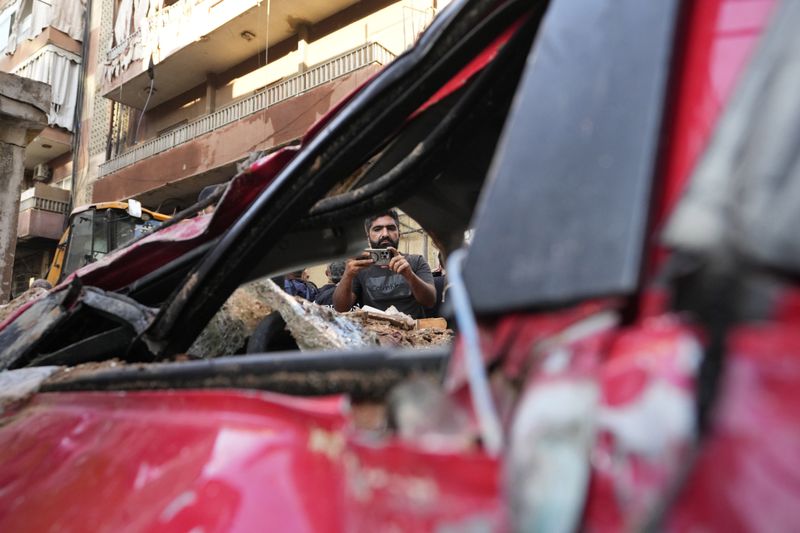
1, 0, 796, 530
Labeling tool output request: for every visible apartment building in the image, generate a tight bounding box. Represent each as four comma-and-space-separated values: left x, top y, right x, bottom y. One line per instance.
89, 0, 439, 214
0, 0, 86, 296
3, 0, 444, 296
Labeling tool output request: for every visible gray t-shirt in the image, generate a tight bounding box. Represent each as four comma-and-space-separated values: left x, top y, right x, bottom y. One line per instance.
352, 254, 433, 319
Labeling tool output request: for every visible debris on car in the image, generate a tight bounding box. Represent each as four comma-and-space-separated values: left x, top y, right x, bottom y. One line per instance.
248, 278, 453, 352
348, 310, 452, 349
3, 0, 799, 529
188, 279, 276, 358
0, 282, 51, 325
260, 278, 378, 351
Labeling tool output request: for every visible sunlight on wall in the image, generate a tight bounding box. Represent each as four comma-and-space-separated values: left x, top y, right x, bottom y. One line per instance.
306, 0, 435, 66
228, 52, 299, 101
180, 98, 202, 109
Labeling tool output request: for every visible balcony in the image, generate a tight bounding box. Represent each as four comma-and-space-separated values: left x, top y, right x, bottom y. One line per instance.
99, 42, 394, 178
102, 0, 360, 109
17, 183, 70, 241
7, 39, 82, 132
24, 126, 72, 169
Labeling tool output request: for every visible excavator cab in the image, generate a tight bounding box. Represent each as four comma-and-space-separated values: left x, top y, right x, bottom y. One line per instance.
46, 200, 170, 285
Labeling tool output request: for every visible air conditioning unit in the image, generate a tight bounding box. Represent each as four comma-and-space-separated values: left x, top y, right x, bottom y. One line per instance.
33, 164, 51, 182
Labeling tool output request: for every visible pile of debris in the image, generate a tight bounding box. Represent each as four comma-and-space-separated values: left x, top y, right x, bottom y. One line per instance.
347, 307, 452, 348
0, 283, 52, 325
188, 279, 277, 357
189, 278, 452, 358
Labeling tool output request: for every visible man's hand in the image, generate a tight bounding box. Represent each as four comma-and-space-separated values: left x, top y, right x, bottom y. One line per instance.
343, 252, 374, 279
333, 252, 373, 312
386, 247, 435, 307
386, 247, 411, 277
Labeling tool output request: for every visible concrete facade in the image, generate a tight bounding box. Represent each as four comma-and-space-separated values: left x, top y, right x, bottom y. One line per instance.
92, 65, 381, 206
83, 0, 438, 212
0, 72, 51, 302
1, 0, 87, 296
0, 0, 444, 295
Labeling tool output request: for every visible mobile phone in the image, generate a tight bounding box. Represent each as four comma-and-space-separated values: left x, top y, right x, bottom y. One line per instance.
365, 248, 392, 266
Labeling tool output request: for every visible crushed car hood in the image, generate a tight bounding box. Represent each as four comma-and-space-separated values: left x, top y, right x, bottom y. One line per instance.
0, 390, 503, 532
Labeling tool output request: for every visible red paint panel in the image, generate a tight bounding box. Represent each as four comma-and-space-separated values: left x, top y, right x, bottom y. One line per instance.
343, 441, 505, 532
667, 322, 800, 532
0, 390, 503, 532
0, 391, 347, 533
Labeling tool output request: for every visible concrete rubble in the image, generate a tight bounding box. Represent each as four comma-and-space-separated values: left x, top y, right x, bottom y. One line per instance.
188, 278, 277, 358
0, 285, 51, 324
190, 278, 453, 357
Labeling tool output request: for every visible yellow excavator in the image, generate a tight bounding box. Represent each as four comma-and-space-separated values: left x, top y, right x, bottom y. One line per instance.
46, 200, 171, 285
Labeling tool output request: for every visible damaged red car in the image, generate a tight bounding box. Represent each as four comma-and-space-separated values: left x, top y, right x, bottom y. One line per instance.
1, 0, 799, 530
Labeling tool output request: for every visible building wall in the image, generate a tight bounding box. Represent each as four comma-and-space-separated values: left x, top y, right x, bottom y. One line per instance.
49, 151, 72, 189
141, 85, 208, 140
398, 211, 441, 269
3, 0, 87, 295
215, 48, 301, 110
306, 0, 434, 64
81, 0, 445, 283
88, 0, 442, 210
74, 0, 114, 207
133, 0, 435, 148
92, 65, 380, 203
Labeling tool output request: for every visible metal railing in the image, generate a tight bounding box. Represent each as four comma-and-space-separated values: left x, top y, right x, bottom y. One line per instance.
19, 193, 70, 214
99, 42, 395, 177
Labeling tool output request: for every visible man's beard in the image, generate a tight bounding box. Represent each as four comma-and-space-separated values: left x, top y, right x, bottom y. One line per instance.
370, 237, 399, 249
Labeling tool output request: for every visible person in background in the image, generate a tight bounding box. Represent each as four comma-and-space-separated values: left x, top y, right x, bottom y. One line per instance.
333, 209, 435, 318
314, 261, 346, 306
424, 252, 447, 317
283, 269, 318, 301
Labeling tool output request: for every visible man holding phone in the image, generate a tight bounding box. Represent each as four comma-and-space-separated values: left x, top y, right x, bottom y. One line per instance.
333, 209, 436, 318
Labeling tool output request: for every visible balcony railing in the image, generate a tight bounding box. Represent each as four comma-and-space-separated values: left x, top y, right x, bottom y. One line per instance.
19, 185, 70, 214
17, 184, 70, 241
99, 42, 395, 177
